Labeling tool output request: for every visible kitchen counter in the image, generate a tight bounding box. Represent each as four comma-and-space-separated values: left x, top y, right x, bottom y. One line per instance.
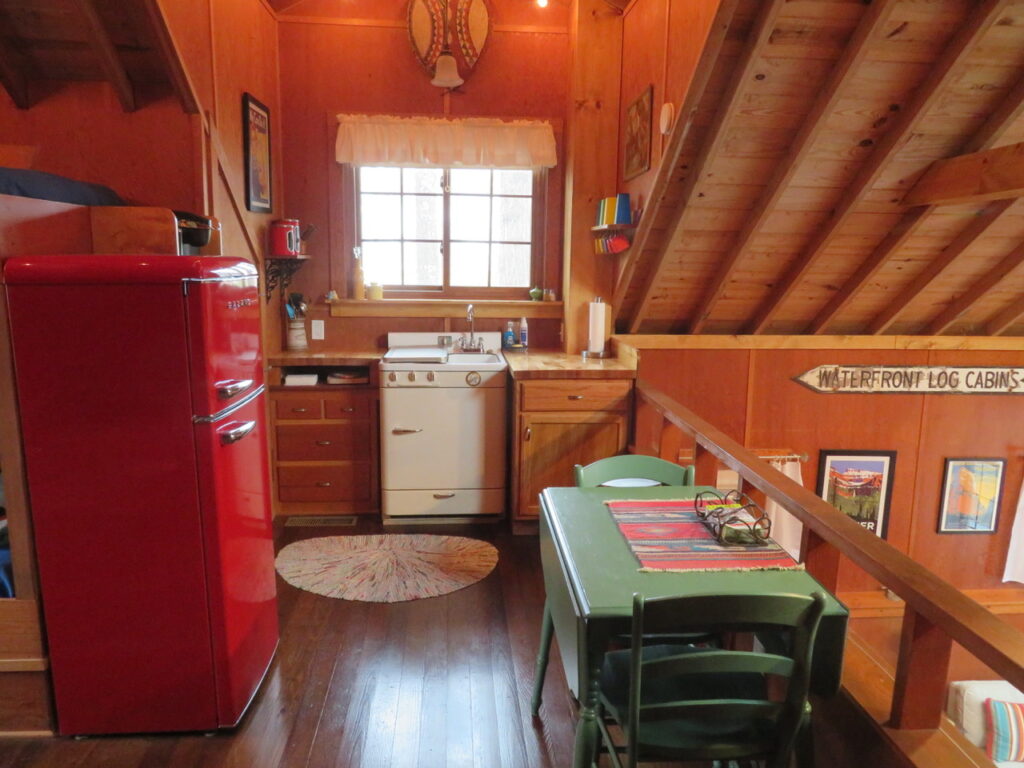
504, 350, 636, 380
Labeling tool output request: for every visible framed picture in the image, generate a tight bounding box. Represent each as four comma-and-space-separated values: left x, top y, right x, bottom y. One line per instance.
938, 458, 1006, 533
243, 93, 272, 213
623, 85, 653, 181
817, 450, 896, 539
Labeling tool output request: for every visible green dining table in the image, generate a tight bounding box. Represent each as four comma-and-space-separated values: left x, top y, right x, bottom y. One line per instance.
532, 485, 849, 768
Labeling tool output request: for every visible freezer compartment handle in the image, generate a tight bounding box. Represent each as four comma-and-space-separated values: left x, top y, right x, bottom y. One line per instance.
215, 379, 254, 399
219, 420, 257, 445
391, 427, 423, 434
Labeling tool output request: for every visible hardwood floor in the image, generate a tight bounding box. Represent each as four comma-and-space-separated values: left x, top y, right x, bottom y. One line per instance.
0, 520, 579, 768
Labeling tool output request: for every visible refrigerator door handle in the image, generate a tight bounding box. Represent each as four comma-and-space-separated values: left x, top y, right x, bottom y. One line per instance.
215, 379, 254, 399
219, 420, 257, 445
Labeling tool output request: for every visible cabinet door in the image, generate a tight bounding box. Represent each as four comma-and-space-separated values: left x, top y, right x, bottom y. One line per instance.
517, 412, 627, 519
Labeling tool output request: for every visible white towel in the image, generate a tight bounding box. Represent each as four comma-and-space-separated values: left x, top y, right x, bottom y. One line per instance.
766, 459, 804, 561
1001, 476, 1024, 583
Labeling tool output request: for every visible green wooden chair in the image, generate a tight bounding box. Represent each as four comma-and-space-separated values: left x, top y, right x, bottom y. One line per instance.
594, 590, 827, 768
530, 454, 698, 717
573, 455, 696, 488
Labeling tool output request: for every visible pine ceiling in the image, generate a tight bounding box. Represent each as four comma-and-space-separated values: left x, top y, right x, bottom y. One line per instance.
614, 0, 1024, 337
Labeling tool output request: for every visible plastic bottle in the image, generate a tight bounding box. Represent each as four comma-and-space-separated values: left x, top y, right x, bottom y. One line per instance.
503, 321, 516, 349
519, 316, 529, 348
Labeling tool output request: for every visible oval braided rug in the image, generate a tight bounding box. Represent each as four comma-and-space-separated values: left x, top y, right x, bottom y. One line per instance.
274, 534, 499, 603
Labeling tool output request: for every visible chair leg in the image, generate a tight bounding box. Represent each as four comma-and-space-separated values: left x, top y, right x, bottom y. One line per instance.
795, 711, 815, 768
530, 599, 554, 717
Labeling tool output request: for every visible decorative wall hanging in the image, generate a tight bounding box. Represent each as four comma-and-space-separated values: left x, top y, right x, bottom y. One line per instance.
938, 458, 1005, 533
243, 93, 272, 213
408, 0, 492, 88
816, 450, 896, 539
795, 365, 1024, 394
623, 85, 652, 181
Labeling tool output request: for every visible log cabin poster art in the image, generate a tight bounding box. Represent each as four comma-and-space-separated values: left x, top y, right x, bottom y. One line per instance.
243, 93, 272, 213
817, 451, 896, 539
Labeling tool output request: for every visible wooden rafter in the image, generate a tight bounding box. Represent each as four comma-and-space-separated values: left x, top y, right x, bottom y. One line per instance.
0, 32, 28, 109
744, 0, 1014, 335
809, 71, 1024, 335
867, 199, 1015, 335
688, 0, 898, 335
925, 241, 1024, 335
71, 0, 135, 112
624, 0, 788, 334
142, 0, 199, 114
985, 295, 1024, 336
611, 0, 740, 324
904, 142, 1024, 207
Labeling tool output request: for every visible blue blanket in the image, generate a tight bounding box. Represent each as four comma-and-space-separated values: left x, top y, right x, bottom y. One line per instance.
0, 166, 123, 206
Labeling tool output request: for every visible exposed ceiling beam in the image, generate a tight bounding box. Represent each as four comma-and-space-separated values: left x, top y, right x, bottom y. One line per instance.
142, 0, 199, 114
624, 0, 789, 334
71, 0, 135, 112
903, 142, 1024, 207
744, 0, 1014, 335
0, 33, 29, 109
687, 0, 898, 334
985, 295, 1024, 336
867, 198, 1015, 334
611, 0, 740, 326
925, 241, 1024, 335
809, 71, 1024, 334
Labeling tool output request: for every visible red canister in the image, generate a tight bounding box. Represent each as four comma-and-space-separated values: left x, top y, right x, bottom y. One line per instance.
269, 219, 301, 256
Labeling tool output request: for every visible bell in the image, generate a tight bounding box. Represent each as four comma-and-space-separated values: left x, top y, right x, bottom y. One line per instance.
431, 52, 464, 88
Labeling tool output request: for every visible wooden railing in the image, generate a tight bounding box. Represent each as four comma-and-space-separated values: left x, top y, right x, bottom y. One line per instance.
636, 381, 1024, 731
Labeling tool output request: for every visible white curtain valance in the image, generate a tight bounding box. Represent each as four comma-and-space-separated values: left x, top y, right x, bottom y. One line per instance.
335, 114, 557, 169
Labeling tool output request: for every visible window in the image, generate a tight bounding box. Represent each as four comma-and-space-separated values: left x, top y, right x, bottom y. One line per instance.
356, 165, 542, 298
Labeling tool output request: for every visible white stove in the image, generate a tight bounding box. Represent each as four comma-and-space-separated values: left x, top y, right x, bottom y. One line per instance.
379, 332, 508, 523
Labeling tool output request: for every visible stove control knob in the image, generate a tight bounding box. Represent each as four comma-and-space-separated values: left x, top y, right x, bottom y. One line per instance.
388, 372, 396, 382
427, 371, 435, 382
408, 372, 416, 382
466, 371, 482, 387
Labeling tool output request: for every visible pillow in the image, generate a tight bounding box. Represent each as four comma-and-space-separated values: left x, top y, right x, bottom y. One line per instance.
947, 680, 1024, 747
986, 698, 1024, 762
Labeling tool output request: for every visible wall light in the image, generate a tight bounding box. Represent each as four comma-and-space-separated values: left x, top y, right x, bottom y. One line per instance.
430, 0, 464, 89
537, 0, 548, 7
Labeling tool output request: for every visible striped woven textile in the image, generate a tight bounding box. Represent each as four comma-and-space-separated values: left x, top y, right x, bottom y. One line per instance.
606, 499, 801, 572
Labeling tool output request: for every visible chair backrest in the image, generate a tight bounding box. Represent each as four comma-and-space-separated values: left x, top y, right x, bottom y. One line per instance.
573, 455, 695, 488
624, 591, 827, 768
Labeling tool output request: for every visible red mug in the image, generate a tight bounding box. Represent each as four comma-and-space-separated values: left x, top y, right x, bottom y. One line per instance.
270, 219, 301, 256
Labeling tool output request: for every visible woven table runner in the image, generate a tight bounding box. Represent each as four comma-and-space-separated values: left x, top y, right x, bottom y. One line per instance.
606, 498, 802, 572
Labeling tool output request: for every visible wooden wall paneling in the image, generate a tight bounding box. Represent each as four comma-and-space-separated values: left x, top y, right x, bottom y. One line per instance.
909, 349, 1024, 590
0, 671, 52, 733
744, 349, 928, 593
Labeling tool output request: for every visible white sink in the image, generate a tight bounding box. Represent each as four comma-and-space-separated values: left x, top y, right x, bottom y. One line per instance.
443, 352, 507, 371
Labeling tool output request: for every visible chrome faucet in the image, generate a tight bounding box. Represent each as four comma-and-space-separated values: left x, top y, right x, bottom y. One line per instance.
460, 304, 484, 352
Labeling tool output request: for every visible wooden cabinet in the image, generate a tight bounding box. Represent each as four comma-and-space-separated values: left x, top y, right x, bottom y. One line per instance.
269, 386, 379, 516
511, 377, 631, 523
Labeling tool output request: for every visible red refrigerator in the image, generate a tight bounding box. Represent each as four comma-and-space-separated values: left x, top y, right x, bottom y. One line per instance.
4, 254, 278, 736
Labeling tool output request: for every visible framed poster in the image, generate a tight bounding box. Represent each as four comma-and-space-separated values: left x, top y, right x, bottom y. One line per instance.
623, 85, 652, 181
938, 458, 1006, 533
243, 93, 272, 213
817, 450, 896, 539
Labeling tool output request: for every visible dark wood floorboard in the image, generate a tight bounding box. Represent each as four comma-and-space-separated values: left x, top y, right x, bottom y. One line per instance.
0, 518, 586, 768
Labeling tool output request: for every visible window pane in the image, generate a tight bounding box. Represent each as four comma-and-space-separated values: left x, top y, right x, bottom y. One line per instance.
451, 195, 491, 240
403, 242, 442, 286
450, 242, 490, 286
450, 168, 490, 194
403, 194, 443, 240
491, 243, 530, 287
493, 169, 532, 195
360, 193, 401, 239
361, 241, 402, 285
403, 168, 443, 194
360, 166, 400, 193
492, 196, 532, 242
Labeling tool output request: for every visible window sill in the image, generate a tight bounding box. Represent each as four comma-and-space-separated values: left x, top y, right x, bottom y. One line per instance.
328, 298, 563, 320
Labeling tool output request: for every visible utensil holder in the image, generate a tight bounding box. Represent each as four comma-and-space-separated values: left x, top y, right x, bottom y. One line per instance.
286, 319, 308, 351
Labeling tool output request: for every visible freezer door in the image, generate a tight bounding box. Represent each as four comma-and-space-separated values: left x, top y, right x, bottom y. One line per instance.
194, 392, 278, 727
187, 275, 264, 417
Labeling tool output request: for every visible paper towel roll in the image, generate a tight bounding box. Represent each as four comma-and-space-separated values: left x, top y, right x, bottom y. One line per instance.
588, 298, 607, 354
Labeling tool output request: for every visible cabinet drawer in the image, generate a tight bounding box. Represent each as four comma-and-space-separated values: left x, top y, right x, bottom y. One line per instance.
520, 379, 631, 412
323, 391, 371, 420
277, 464, 370, 502
273, 394, 322, 420
276, 423, 370, 460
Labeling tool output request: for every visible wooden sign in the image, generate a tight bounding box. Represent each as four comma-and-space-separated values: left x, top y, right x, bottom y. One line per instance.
795, 365, 1024, 394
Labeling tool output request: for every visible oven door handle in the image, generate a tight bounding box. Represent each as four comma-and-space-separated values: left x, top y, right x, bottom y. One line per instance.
391, 427, 423, 434
219, 420, 257, 445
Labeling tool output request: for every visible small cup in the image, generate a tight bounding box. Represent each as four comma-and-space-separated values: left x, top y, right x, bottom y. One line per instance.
286, 320, 308, 351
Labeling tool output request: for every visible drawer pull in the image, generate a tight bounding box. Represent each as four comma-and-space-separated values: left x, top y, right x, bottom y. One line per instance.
568, 395, 584, 400
316, 481, 333, 488
291, 407, 309, 413
340, 407, 355, 413
524, 427, 531, 442
392, 428, 422, 434
433, 492, 455, 499
315, 440, 333, 446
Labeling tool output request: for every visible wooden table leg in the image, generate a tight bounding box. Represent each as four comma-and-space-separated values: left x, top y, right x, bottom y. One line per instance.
572, 630, 606, 768
530, 599, 554, 717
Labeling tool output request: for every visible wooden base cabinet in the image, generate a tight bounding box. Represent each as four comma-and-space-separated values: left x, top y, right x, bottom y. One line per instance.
511, 378, 631, 522
269, 387, 379, 516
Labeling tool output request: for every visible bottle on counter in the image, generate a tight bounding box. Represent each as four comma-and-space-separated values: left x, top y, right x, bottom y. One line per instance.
352, 247, 365, 300
503, 321, 516, 349
519, 316, 528, 348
